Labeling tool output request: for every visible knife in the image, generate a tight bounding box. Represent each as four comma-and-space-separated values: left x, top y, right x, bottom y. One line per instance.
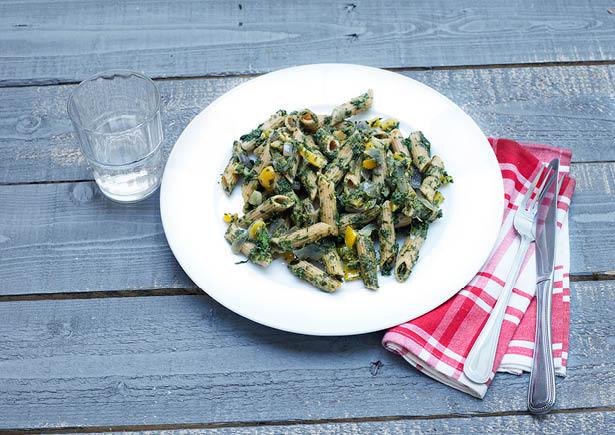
527, 158, 560, 414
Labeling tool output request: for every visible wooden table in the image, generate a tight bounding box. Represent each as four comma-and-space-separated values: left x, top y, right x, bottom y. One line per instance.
1, 1, 614, 433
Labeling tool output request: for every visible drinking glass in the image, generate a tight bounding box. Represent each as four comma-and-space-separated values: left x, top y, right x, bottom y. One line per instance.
68, 70, 164, 203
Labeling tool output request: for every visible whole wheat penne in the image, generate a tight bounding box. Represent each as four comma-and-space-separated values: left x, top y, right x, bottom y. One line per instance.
331, 89, 373, 125
238, 195, 294, 228
221, 90, 450, 292
356, 233, 379, 290
271, 222, 334, 250
242, 144, 271, 203
288, 260, 341, 292
407, 131, 431, 173
379, 201, 397, 275
337, 206, 381, 233
322, 248, 344, 279
389, 128, 409, 156
395, 223, 428, 282
299, 109, 319, 133
317, 174, 338, 235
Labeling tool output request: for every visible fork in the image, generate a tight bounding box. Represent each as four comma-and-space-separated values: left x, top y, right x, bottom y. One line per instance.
463, 165, 550, 384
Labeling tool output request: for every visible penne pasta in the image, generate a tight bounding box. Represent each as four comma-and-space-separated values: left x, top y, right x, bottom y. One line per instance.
395, 223, 428, 282
338, 206, 381, 233
288, 259, 341, 292
379, 201, 397, 275
356, 233, 379, 290
322, 248, 344, 280
317, 174, 338, 235
271, 222, 334, 250
407, 130, 432, 173
221, 90, 450, 292
331, 89, 374, 125
237, 195, 295, 228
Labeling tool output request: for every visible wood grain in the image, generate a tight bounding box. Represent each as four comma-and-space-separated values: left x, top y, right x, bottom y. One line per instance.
0, 280, 612, 430
119, 410, 615, 434
1, 65, 614, 185
2, 0, 615, 86
0, 161, 613, 296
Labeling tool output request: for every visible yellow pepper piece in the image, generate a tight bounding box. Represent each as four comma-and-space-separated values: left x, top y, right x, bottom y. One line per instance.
258, 166, 276, 191
260, 129, 273, 140
392, 152, 405, 161
433, 191, 444, 206
380, 118, 399, 132
362, 158, 377, 170
391, 202, 399, 212
223, 213, 237, 224
345, 226, 357, 249
364, 141, 374, 150
343, 270, 361, 281
368, 117, 381, 128
299, 147, 327, 169
248, 219, 266, 239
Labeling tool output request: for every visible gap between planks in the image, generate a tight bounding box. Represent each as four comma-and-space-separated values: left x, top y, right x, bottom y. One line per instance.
0, 271, 614, 303
1, 59, 615, 89
2, 405, 613, 434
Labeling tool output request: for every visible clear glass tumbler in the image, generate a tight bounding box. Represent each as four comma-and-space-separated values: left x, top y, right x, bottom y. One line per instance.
68, 70, 164, 203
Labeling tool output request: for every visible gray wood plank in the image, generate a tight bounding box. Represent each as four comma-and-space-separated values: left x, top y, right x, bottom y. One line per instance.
1, 65, 614, 185
0, 161, 613, 296
1, 0, 615, 86
0, 280, 612, 430
116, 410, 615, 434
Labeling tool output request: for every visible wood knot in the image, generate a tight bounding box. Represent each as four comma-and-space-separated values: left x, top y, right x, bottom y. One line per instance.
15, 114, 41, 134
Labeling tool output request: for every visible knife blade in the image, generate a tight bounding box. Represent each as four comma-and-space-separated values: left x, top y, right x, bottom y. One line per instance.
528, 158, 560, 414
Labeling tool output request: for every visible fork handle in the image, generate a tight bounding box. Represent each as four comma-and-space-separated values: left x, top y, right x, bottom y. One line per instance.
463, 236, 531, 384
528, 279, 556, 414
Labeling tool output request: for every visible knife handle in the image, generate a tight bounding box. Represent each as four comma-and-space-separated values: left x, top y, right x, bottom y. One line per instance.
528, 279, 556, 414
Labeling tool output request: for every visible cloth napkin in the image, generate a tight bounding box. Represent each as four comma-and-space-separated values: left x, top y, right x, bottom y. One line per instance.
382, 138, 576, 399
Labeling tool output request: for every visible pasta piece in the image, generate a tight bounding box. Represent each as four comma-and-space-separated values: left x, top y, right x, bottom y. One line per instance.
284, 114, 299, 131
356, 233, 379, 290
301, 197, 319, 225
317, 174, 338, 235
323, 130, 363, 185
242, 144, 271, 203
221, 140, 248, 195
298, 164, 319, 201
395, 223, 428, 282
262, 110, 286, 131
330, 89, 374, 125
299, 109, 319, 133
343, 158, 362, 189
271, 222, 334, 250
371, 145, 388, 198
419, 155, 453, 202
288, 259, 341, 293
224, 223, 272, 267
314, 128, 340, 159
338, 206, 381, 233
379, 201, 397, 275
407, 131, 431, 173
237, 195, 295, 228
322, 248, 344, 280
394, 212, 412, 229
389, 128, 409, 156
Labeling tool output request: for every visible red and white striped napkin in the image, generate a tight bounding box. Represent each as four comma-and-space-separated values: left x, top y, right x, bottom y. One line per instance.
382, 138, 576, 399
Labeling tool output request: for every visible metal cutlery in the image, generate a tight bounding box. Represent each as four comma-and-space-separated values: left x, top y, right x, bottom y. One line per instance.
528, 158, 560, 414
463, 160, 560, 384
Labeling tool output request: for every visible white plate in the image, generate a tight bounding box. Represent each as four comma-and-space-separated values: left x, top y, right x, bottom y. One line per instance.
160, 64, 503, 336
